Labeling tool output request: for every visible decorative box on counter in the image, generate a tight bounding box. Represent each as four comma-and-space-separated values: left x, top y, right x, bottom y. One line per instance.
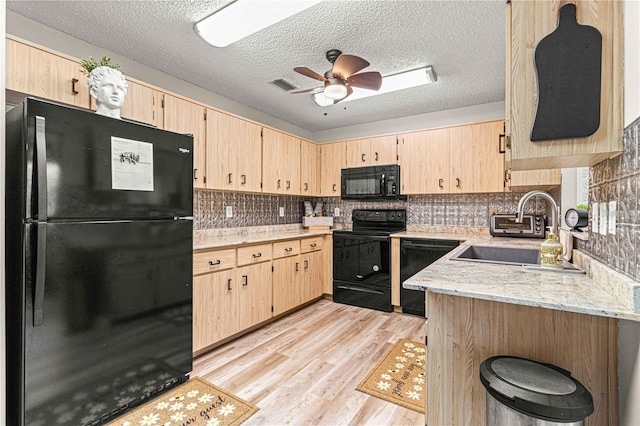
302, 216, 334, 230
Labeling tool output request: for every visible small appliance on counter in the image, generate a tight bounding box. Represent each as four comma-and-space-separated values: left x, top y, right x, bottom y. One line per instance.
490, 213, 546, 238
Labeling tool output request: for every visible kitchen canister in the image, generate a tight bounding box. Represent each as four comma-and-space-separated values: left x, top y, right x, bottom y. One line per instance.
540, 233, 563, 269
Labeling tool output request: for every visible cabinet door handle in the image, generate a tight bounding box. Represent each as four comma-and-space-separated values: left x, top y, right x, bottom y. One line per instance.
304, 182, 308, 191
362, 153, 366, 162
227, 278, 232, 291
209, 259, 221, 266
456, 178, 461, 188
252, 253, 262, 259
296, 262, 299, 272
277, 179, 281, 189
241, 174, 246, 185
193, 168, 198, 181
332, 183, 337, 192
242, 275, 248, 286
438, 178, 444, 188
498, 133, 506, 154
228, 173, 233, 184
71, 78, 79, 95
304, 260, 309, 269
375, 152, 379, 161
286, 180, 291, 189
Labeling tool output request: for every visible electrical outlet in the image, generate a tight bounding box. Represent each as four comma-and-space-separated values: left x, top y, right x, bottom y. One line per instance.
334, 207, 340, 217
279, 206, 285, 217
226, 206, 233, 218
608, 201, 617, 234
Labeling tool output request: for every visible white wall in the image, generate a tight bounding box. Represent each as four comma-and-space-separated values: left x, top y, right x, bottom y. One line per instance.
619, 3, 640, 425
313, 101, 505, 142
624, 0, 640, 127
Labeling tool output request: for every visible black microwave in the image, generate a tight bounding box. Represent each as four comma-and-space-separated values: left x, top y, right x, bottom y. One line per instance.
341, 164, 406, 201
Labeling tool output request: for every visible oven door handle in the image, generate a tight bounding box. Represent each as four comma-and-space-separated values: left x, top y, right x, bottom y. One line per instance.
336, 285, 385, 295
380, 173, 386, 196
334, 234, 389, 242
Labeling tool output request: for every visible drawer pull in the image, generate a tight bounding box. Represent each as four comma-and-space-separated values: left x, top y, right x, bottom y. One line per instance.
285, 247, 292, 253
310, 243, 317, 248
71, 78, 79, 95
209, 259, 221, 266
242, 275, 248, 286
252, 253, 262, 259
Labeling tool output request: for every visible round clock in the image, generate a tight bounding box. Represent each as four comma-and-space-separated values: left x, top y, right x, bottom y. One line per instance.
565, 208, 588, 230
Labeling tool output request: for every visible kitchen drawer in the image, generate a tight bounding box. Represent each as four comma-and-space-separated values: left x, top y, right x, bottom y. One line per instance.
193, 248, 236, 276
273, 240, 301, 259
300, 236, 323, 253
237, 243, 272, 266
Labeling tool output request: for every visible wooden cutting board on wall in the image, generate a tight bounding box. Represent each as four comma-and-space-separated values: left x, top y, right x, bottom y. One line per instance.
530, 3, 602, 142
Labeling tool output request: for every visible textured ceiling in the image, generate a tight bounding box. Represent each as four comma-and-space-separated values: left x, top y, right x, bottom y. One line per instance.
7, 0, 506, 133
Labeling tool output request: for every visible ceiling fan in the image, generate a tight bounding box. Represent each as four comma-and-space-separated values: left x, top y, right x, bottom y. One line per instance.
292, 49, 382, 102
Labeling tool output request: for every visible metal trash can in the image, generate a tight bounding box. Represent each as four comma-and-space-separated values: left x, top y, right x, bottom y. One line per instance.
480, 356, 594, 425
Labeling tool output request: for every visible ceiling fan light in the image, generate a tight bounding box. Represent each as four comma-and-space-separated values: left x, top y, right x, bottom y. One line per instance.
324, 83, 348, 100
195, 0, 323, 47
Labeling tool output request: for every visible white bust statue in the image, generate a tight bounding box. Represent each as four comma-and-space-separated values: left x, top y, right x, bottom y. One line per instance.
88, 66, 128, 119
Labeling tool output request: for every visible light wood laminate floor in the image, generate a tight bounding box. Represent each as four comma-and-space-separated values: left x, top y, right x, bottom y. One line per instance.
193, 299, 426, 425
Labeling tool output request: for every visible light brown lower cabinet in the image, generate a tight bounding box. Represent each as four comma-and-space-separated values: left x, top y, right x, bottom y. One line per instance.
194, 236, 326, 353
426, 293, 618, 426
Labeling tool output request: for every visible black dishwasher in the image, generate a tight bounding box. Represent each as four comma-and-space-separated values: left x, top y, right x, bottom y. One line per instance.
400, 238, 459, 317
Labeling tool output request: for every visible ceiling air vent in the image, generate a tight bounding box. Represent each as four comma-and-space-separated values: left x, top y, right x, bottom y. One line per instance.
271, 78, 298, 92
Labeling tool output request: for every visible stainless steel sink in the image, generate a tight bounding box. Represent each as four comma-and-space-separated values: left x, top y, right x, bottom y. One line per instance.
451, 245, 540, 266
450, 244, 585, 273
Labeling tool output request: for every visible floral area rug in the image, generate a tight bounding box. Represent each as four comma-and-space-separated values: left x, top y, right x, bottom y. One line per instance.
356, 338, 426, 413
106, 377, 258, 426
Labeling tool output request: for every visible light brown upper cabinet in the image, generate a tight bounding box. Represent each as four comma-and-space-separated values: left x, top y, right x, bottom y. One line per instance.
161, 94, 207, 189
345, 135, 397, 168
301, 140, 319, 196
506, 0, 622, 170
398, 121, 505, 194
319, 142, 346, 197
398, 127, 450, 194
7, 37, 90, 109
206, 109, 262, 192
262, 128, 301, 195
506, 169, 562, 192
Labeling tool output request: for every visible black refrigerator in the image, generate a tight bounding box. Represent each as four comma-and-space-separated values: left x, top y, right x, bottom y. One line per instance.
5, 97, 194, 426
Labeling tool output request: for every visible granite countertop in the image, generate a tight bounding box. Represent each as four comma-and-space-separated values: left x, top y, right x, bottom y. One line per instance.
403, 235, 640, 322
194, 226, 331, 251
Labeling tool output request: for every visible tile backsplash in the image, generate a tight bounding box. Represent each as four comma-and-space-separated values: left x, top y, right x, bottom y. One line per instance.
194, 189, 553, 230
576, 117, 640, 281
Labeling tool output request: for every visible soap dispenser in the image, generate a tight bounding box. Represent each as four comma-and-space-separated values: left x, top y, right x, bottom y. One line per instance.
540, 228, 563, 269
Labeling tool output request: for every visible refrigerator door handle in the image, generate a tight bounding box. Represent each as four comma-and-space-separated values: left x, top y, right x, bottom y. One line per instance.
34, 222, 47, 326
35, 116, 48, 221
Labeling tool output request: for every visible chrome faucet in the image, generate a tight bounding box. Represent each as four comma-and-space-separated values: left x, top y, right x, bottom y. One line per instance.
516, 190, 560, 236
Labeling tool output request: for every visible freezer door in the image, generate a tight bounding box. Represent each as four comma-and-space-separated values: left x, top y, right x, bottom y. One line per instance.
17, 97, 193, 220
18, 219, 192, 425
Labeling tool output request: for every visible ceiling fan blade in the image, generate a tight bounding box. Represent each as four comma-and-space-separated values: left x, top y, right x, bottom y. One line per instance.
293, 67, 326, 81
332, 54, 370, 79
290, 87, 323, 94
347, 71, 383, 91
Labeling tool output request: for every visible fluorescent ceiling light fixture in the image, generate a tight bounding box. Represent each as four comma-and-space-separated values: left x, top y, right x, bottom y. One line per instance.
195, 0, 323, 47
313, 66, 437, 106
